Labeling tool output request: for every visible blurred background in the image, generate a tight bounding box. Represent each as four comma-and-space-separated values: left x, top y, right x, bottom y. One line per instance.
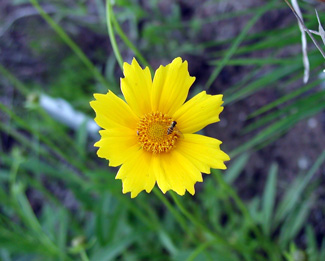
1, 0, 325, 260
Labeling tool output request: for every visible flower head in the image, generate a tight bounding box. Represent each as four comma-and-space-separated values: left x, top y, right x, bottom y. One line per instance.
90, 57, 230, 198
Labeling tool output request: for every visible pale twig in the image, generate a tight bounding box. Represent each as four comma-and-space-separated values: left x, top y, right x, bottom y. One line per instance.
39, 94, 100, 140
284, 0, 325, 59
284, 0, 325, 84
291, 0, 309, 83
315, 9, 325, 45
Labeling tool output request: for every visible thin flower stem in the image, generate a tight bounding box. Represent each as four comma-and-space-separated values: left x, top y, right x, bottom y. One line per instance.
153, 188, 188, 233
106, 0, 123, 71
154, 189, 223, 248
9, 158, 61, 257
0, 121, 86, 187
213, 171, 276, 257
0, 64, 74, 149
0, 64, 100, 172
169, 192, 241, 252
29, 0, 115, 92
0, 63, 29, 96
186, 240, 218, 261
110, 11, 152, 72
0, 103, 86, 174
80, 249, 90, 261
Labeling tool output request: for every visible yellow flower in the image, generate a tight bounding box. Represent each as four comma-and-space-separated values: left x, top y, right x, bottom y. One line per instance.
90, 57, 230, 198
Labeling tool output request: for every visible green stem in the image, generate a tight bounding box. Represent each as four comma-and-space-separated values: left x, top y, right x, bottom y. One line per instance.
153, 188, 189, 233
186, 240, 219, 261
169, 192, 241, 252
213, 171, 276, 257
9, 157, 61, 257
0, 63, 29, 96
80, 249, 90, 261
110, 10, 152, 71
0, 121, 85, 187
106, 0, 123, 71
29, 0, 114, 91
0, 103, 85, 173
205, 0, 276, 89
0, 65, 84, 152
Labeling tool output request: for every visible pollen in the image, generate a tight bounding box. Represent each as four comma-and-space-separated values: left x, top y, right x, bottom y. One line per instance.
137, 112, 181, 154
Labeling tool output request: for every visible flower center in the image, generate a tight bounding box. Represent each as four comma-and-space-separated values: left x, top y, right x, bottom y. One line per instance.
137, 112, 182, 154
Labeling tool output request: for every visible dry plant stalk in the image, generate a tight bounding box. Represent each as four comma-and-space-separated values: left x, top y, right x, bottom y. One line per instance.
284, 0, 325, 83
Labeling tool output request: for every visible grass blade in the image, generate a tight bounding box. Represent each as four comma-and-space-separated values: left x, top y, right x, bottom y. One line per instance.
205, 1, 277, 89
261, 163, 278, 236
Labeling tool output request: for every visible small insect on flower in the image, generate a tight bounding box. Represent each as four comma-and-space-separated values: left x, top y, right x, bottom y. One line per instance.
167, 121, 177, 135
167, 121, 184, 139
90, 57, 230, 198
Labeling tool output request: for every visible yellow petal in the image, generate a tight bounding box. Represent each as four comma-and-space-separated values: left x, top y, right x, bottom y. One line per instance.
154, 150, 203, 196
151, 155, 170, 193
176, 134, 230, 171
173, 91, 224, 134
90, 91, 138, 130
116, 149, 156, 198
121, 58, 153, 117
158, 153, 186, 195
151, 57, 195, 116
95, 127, 139, 167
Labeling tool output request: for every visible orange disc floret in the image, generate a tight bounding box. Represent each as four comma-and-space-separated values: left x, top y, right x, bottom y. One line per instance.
137, 112, 181, 154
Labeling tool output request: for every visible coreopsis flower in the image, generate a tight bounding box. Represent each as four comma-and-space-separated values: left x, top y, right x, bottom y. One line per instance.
90, 57, 230, 198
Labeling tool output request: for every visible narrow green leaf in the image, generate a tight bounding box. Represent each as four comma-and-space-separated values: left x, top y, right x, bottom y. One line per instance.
58, 210, 69, 261
224, 153, 250, 184
29, 0, 114, 91
275, 151, 325, 224
76, 120, 88, 161
306, 225, 318, 261
248, 77, 323, 119
90, 235, 138, 261
209, 57, 297, 66
243, 89, 325, 134
279, 197, 313, 246
261, 163, 278, 236
106, 0, 123, 70
224, 64, 300, 105
205, 0, 277, 89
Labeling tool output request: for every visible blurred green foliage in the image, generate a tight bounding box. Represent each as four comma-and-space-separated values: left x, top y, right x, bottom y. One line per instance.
1, 0, 325, 260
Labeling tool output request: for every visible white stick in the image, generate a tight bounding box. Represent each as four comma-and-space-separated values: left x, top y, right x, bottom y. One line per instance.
39, 94, 100, 140
291, 0, 309, 83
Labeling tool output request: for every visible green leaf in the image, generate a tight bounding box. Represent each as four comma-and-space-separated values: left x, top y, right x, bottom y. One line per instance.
90, 234, 139, 261
306, 225, 319, 261
279, 197, 313, 246
205, 0, 278, 89
224, 153, 250, 184
261, 163, 278, 236
275, 151, 325, 224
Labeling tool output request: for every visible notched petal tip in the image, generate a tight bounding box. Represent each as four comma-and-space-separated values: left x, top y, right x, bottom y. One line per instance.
176, 189, 186, 196
170, 56, 181, 63
122, 61, 132, 72
188, 188, 195, 196
93, 91, 111, 99
173, 91, 225, 133
219, 164, 227, 170
123, 57, 146, 76
130, 191, 139, 198
155, 182, 167, 194
94, 140, 100, 147
131, 57, 140, 66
